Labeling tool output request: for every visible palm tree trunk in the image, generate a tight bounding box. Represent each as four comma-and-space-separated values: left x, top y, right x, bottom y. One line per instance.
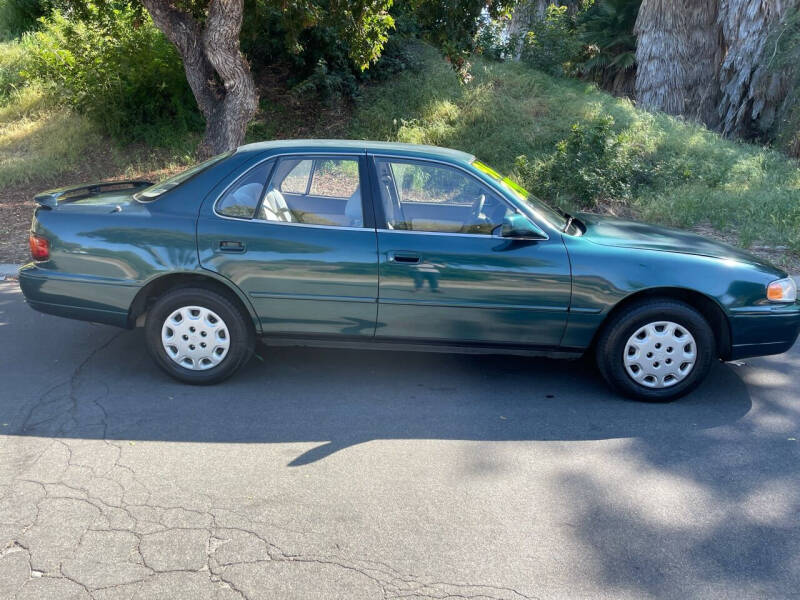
717, 0, 796, 138
634, 0, 722, 127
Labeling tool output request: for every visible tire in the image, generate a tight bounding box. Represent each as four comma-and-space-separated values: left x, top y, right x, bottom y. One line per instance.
145, 287, 255, 385
595, 299, 716, 402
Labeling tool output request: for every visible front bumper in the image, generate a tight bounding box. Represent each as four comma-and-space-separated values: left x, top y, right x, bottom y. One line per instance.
728, 305, 800, 360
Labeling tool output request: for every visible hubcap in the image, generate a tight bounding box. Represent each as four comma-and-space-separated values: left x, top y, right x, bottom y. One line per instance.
623, 321, 697, 389
161, 306, 230, 371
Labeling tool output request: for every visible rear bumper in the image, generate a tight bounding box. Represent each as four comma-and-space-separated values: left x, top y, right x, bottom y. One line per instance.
728, 307, 800, 360
18, 264, 133, 328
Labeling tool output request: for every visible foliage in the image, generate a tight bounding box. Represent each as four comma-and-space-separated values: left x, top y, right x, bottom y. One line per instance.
352, 45, 800, 255
23, 7, 201, 145
520, 4, 582, 77
764, 4, 800, 156
516, 115, 654, 208
240, 0, 418, 102
576, 0, 639, 93
0, 40, 29, 98
474, 14, 513, 62
411, 0, 515, 82
0, 0, 48, 40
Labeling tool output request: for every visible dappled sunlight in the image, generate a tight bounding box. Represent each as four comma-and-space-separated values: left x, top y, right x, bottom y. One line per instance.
0, 108, 101, 187
739, 478, 800, 526
536, 422, 800, 596
0, 84, 49, 123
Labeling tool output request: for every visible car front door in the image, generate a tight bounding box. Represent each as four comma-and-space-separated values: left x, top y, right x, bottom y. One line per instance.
371, 156, 572, 347
197, 152, 378, 337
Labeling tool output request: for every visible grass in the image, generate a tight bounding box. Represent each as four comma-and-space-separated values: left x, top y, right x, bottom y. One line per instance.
2, 38, 800, 268
0, 81, 198, 191
351, 43, 800, 262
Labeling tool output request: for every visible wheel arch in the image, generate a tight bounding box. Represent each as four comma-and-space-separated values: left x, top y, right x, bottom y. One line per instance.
127, 271, 260, 333
591, 287, 732, 360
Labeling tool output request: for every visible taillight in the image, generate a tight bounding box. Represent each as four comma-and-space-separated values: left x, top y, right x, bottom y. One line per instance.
29, 234, 50, 261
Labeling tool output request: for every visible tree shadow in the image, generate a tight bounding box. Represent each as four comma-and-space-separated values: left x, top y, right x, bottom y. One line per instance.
8, 324, 753, 467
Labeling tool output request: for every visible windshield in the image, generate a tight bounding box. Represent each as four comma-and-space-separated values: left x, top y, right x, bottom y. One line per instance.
134, 151, 233, 201
472, 160, 568, 231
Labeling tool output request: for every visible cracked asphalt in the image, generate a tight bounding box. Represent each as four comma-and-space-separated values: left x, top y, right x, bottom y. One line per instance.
0, 279, 799, 599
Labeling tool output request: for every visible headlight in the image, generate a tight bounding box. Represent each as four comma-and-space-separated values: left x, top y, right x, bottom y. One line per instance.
767, 277, 797, 302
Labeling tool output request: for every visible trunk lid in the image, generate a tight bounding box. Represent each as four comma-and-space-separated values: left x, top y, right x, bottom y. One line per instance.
34, 180, 151, 210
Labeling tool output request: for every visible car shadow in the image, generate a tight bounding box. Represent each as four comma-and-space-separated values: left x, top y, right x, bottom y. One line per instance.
10, 327, 753, 466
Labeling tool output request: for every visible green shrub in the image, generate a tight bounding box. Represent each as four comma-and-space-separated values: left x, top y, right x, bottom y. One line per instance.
0, 40, 29, 98
0, 0, 48, 40
520, 5, 582, 77
474, 15, 512, 62
515, 115, 655, 208
24, 9, 201, 145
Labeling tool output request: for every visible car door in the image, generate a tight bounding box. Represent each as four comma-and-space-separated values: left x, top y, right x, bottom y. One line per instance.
371, 156, 572, 347
197, 152, 378, 337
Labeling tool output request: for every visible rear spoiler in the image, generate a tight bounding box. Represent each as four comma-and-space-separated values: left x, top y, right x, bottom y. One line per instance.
34, 180, 152, 209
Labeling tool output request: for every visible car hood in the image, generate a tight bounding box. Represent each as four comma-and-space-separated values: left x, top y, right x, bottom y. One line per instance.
577, 213, 777, 269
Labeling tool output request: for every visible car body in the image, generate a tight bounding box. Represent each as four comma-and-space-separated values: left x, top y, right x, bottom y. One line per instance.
18, 139, 800, 400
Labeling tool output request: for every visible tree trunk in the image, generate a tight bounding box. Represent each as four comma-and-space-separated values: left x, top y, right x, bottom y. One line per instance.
634, 0, 722, 127
717, 0, 795, 139
142, 0, 258, 157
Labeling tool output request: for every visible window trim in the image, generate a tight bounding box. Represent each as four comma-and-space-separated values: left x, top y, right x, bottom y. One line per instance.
368, 154, 549, 240
212, 151, 372, 229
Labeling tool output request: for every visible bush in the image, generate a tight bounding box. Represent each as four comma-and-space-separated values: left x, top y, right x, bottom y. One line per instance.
515, 115, 655, 208
474, 15, 512, 62
0, 0, 48, 40
241, 0, 418, 102
23, 8, 201, 145
0, 40, 29, 99
520, 5, 582, 77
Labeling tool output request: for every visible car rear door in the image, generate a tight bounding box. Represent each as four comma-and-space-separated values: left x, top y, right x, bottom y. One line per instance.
197, 151, 378, 337
370, 155, 572, 347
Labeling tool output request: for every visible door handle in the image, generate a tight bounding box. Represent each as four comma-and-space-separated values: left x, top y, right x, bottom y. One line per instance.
218, 240, 245, 253
388, 251, 421, 264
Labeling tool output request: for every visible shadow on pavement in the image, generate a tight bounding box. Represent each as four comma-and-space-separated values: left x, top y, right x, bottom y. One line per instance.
8, 324, 752, 466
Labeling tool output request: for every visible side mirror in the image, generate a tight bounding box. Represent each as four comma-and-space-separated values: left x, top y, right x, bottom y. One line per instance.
499, 213, 544, 239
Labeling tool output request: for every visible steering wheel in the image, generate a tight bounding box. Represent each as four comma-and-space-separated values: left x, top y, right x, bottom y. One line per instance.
470, 193, 486, 222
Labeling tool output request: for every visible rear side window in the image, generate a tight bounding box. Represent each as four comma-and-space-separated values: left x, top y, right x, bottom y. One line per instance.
216, 160, 273, 219
309, 159, 360, 198
279, 160, 312, 194
260, 156, 364, 227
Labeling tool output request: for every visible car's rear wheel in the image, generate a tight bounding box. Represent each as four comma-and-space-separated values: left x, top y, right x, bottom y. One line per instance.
145, 287, 255, 384
595, 299, 715, 402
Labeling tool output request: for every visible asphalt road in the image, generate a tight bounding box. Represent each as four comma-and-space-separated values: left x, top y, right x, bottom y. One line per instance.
0, 279, 799, 599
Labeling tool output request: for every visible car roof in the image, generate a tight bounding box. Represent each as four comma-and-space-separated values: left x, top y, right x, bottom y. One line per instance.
236, 139, 476, 165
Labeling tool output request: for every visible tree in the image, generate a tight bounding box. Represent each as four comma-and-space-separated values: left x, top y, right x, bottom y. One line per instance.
141, 0, 394, 157
577, 0, 640, 97
717, 0, 797, 139
634, 0, 722, 126
508, 0, 583, 58
412, 0, 517, 80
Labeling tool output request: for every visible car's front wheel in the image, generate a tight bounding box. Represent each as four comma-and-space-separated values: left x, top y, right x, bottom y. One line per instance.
145, 287, 255, 384
595, 299, 716, 402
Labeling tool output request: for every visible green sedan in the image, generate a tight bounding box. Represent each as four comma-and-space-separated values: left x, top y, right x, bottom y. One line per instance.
18, 140, 800, 401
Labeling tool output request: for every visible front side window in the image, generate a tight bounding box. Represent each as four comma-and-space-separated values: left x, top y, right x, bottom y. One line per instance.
375, 159, 513, 235
472, 160, 567, 231
261, 156, 364, 227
